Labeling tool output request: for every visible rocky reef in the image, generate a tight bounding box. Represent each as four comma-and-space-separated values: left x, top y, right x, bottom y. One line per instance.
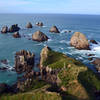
26, 22, 33, 28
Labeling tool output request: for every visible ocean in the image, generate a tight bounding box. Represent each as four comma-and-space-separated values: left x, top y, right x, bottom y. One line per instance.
0, 14, 100, 84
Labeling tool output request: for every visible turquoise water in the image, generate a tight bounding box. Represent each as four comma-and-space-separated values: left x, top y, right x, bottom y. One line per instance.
0, 14, 100, 84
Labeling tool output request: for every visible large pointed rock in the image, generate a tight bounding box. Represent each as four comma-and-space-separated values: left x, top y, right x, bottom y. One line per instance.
70, 32, 90, 50
9, 24, 20, 32
1, 26, 8, 33
49, 26, 60, 33
15, 50, 35, 74
32, 31, 48, 42
26, 22, 33, 28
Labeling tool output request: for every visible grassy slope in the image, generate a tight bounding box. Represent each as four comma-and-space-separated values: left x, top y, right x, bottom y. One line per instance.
42, 50, 100, 100
0, 85, 61, 100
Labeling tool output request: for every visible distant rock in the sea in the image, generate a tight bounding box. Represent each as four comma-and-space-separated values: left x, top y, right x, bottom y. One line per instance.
15, 50, 35, 74
90, 40, 98, 44
1, 26, 8, 33
26, 22, 33, 28
13, 32, 21, 38
32, 30, 48, 42
70, 32, 90, 50
49, 26, 60, 33
36, 22, 43, 26
9, 24, 20, 33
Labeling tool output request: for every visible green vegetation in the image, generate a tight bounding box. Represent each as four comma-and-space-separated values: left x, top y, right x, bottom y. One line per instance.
42, 49, 100, 100
0, 85, 62, 100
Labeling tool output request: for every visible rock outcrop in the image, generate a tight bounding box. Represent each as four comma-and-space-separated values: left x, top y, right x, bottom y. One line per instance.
40, 46, 51, 68
13, 32, 21, 38
92, 58, 100, 72
36, 22, 43, 26
15, 50, 35, 74
49, 26, 60, 33
70, 32, 90, 50
32, 31, 48, 42
9, 24, 20, 32
1, 26, 8, 33
26, 22, 33, 28
90, 40, 98, 44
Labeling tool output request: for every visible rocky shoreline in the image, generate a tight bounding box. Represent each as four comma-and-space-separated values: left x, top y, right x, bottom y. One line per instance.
0, 22, 100, 100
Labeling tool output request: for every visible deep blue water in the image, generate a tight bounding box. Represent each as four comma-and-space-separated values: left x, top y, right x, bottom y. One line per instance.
0, 14, 100, 84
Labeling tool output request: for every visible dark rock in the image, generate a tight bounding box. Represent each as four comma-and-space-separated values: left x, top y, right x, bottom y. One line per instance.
0, 67, 8, 71
32, 31, 48, 42
13, 32, 21, 38
0, 83, 8, 94
49, 26, 60, 33
90, 40, 98, 44
15, 50, 35, 74
26, 22, 33, 28
1, 26, 8, 33
88, 58, 93, 61
88, 54, 95, 56
36, 22, 43, 26
0, 59, 8, 65
9, 24, 20, 32
70, 32, 90, 50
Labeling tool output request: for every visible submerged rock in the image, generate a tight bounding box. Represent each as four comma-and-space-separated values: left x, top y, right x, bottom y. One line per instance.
15, 50, 35, 74
36, 22, 43, 26
9, 24, 20, 32
1, 26, 8, 33
32, 30, 48, 42
90, 40, 98, 44
70, 32, 90, 50
49, 26, 60, 33
26, 22, 33, 28
13, 32, 21, 38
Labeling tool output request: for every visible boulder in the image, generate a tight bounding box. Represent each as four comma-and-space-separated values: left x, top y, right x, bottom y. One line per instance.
26, 22, 33, 28
13, 32, 21, 38
32, 31, 48, 42
9, 24, 20, 32
15, 50, 35, 74
1, 26, 8, 33
49, 26, 60, 33
0, 83, 8, 94
36, 22, 43, 26
70, 32, 90, 50
90, 40, 98, 44
92, 58, 100, 72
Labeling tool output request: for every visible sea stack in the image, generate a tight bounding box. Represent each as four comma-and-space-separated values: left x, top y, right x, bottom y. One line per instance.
26, 22, 33, 28
36, 22, 43, 26
32, 30, 48, 42
49, 26, 60, 33
13, 32, 21, 38
15, 50, 35, 74
70, 32, 90, 50
9, 24, 20, 32
1, 26, 8, 33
